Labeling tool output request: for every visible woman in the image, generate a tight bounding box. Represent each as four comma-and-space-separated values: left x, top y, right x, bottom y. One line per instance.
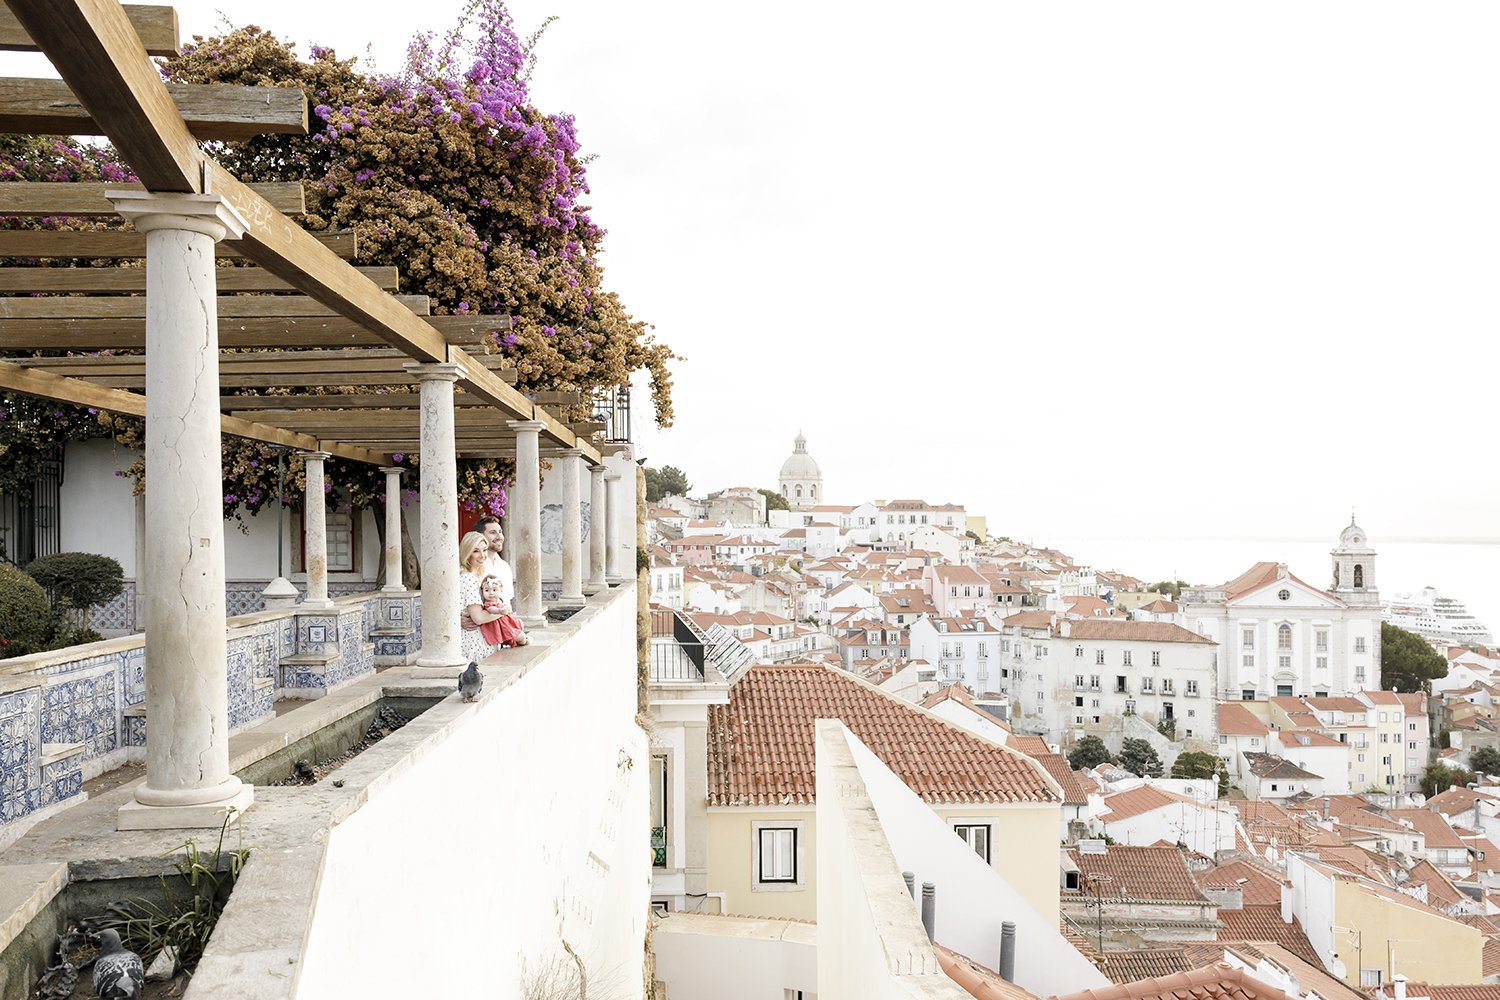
458, 531, 504, 663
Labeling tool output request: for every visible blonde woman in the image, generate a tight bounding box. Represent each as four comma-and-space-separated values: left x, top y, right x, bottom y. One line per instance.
458, 531, 503, 663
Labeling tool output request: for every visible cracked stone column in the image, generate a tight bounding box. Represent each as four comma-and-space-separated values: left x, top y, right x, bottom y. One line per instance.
107, 190, 254, 830
585, 464, 607, 595
507, 420, 546, 630
380, 466, 405, 592
605, 472, 625, 583
407, 362, 466, 677
299, 450, 334, 608
557, 449, 586, 606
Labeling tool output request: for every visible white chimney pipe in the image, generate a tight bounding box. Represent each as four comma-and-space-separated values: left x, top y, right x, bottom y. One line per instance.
1395, 975, 1408, 1000
1280, 882, 1294, 924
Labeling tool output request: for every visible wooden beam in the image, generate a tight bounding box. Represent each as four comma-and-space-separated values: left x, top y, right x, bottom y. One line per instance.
0, 359, 388, 463
0, 4, 176, 56
0, 79, 307, 139
0, 293, 431, 318
228, 410, 517, 429
0, 313, 501, 350
0, 229, 357, 259
25, 348, 518, 375
526, 391, 582, 407
220, 391, 493, 410
3, 1, 203, 191
0, 264, 400, 293
0, 180, 305, 216
79, 369, 518, 390
570, 420, 606, 436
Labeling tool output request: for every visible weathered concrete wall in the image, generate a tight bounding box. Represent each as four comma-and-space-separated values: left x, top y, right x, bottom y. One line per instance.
295, 584, 648, 999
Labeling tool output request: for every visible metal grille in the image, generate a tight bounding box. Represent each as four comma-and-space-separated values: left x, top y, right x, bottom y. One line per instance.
0, 446, 62, 566
591, 384, 632, 443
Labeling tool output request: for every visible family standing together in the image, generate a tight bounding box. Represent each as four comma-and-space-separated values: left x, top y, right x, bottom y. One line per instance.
458, 515, 529, 662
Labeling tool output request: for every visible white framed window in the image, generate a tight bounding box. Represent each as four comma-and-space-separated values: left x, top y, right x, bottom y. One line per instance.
1355, 666, 1366, 684
1122, 650, 1133, 667
1355, 637, 1367, 654
754, 824, 803, 888
953, 823, 991, 863
1096, 650, 1105, 665
1315, 629, 1328, 651
1151, 651, 1161, 667
1242, 654, 1255, 668
1186, 680, 1199, 695
1242, 628, 1255, 648
1279, 655, 1291, 670
1278, 624, 1292, 651
1075, 645, 1084, 658
1141, 677, 1154, 693
1316, 656, 1328, 671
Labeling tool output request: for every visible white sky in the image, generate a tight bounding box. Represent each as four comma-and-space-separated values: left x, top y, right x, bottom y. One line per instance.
10, 1, 1500, 542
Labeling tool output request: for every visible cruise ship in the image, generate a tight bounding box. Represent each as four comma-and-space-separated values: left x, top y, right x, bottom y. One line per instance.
1384, 587, 1494, 646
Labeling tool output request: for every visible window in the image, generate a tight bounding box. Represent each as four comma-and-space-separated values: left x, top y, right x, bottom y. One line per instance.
1242, 629, 1255, 648
1076, 696, 1084, 707
1355, 666, 1366, 684
1242, 654, 1255, 669
1219, 734, 1228, 745
1141, 677, 1154, 693
1355, 637, 1367, 654
1354, 565, 1364, 589
1277, 684, 1293, 696
651, 755, 669, 868
1152, 651, 1161, 667
1278, 624, 1292, 650
1123, 650, 1133, 667
757, 827, 798, 884
1408, 722, 1417, 731
1316, 629, 1328, 652
1161, 679, 1174, 694
1065, 871, 1081, 891
1278, 655, 1291, 671
1075, 674, 1086, 688
1277, 589, 1290, 602
954, 823, 991, 863
1116, 676, 1128, 693
1242, 689, 1255, 700
1075, 645, 1084, 658
1186, 680, 1198, 695
1316, 656, 1328, 671
1361, 970, 1383, 989
1096, 650, 1106, 665
1090, 675, 1100, 689
1408, 741, 1418, 750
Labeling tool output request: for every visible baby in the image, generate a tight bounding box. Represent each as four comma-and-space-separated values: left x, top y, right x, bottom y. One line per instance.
478, 575, 528, 647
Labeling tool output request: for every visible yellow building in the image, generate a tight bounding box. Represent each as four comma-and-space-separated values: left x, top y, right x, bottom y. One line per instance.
705, 662, 1062, 923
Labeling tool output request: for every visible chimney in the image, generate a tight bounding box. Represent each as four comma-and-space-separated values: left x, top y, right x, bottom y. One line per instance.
1280, 881, 1294, 924
921, 883, 936, 942
1395, 975, 1408, 1000
999, 922, 1017, 981
1322, 797, 1330, 821
1476, 799, 1484, 832
903, 871, 915, 898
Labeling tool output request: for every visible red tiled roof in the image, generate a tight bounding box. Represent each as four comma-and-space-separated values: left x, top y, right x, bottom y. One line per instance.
1031, 752, 1091, 806
706, 663, 1059, 807
1219, 703, 1270, 737
1389, 808, 1467, 850
937, 944, 1040, 1000
1053, 961, 1297, 1000
1194, 859, 1284, 907
1097, 949, 1194, 985
1380, 986, 1500, 1000
1008, 734, 1054, 757
1061, 620, 1215, 644
1062, 845, 1208, 903
1215, 906, 1320, 966
1099, 785, 1202, 823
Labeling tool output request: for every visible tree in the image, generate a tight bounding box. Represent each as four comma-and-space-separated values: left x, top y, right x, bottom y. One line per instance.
1149, 580, 1190, 601
0, 563, 53, 658
759, 488, 790, 512
1381, 622, 1447, 692
1171, 751, 1220, 780
25, 553, 124, 632
645, 465, 691, 502
1421, 761, 1472, 798
1067, 735, 1114, 771
1119, 738, 1163, 778
1470, 747, 1500, 775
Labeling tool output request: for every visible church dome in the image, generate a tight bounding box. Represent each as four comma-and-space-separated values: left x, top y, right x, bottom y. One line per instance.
1335, 516, 1373, 552
779, 431, 822, 482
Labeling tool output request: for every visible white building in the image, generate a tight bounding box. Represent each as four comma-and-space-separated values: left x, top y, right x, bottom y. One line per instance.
1181, 520, 1382, 700
777, 431, 823, 512
874, 498, 966, 543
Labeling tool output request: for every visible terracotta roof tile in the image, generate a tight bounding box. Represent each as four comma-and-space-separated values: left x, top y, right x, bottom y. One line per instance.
1098, 785, 1204, 823
706, 662, 1059, 807
937, 944, 1041, 1000
1061, 620, 1215, 644
1379, 986, 1500, 1000
1214, 906, 1320, 966
1097, 949, 1194, 985
1053, 960, 1297, 1000
1218, 703, 1270, 736
1194, 859, 1285, 907
1062, 845, 1208, 903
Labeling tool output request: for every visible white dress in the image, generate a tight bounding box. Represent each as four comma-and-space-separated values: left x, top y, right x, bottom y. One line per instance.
458, 571, 497, 663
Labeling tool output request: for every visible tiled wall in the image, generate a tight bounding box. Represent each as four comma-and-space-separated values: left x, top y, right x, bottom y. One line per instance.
1, 589, 421, 835
92, 579, 385, 631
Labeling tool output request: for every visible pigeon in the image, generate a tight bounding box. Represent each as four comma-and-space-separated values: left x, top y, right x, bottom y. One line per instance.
458, 660, 483, 702
92, 929, 144, 1000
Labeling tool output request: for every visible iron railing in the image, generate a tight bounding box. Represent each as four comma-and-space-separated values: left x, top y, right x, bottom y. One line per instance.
0, 446, 62, 566
652, 826, 667, 867
649, 607, 707, 682
591, 384, 632, 444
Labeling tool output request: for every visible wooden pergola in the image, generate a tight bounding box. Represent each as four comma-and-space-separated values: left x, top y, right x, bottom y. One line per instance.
0, 0, 629, 829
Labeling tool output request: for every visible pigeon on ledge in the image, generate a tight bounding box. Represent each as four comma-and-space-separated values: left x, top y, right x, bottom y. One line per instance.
92, 929, 144, 999
458, 660, 483, 702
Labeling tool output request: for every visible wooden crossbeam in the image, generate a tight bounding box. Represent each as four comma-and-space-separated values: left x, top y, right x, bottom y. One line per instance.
0, 5, 176, 56
0, 180, 305, 216
4, 0, 597, 462
76, 369, 519, 390
0, 264, 400, 293
24, 348, 517, 375
220, 391, 491, 410
0, 313, 501, 349
571, 420, 606, 436
0, 294, 431, 318
0, 358, 389, 463
228, 410, 516, 429
0, 229, 357, 259
0, 79, 307, 140
526, 391, 582, 407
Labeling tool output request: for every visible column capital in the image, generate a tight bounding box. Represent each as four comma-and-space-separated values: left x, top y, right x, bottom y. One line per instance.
297, 449, 332, 462
589, 464, 607, 475
380, 466, 407, 477
106, 190, 249, 242
604, 472, 623, 482
507, 419, 547, 434
550, 447, 587, 459
404, 361, 464, 383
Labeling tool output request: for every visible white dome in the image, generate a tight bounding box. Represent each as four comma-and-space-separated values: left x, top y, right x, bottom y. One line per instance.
1335, 516, 1373, 552
779, 431, 822, 481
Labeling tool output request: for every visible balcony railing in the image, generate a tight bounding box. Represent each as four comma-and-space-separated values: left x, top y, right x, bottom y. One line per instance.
652, 825, 667, 867
650, 607, 707, 682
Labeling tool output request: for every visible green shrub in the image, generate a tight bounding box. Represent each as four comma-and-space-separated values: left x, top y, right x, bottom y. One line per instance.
25, 551, 124, 631
0, 562, 53, 657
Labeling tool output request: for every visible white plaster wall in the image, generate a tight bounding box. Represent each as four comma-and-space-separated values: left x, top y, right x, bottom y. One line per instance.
842, 732, 1106, 996
927, 700, 1011, 748
605, 454, 639, 579
1286, 853, 1338, 972
654, 918, 817, 1000
296, 587, 647, 999
59, 439, 139, 574
1102, 802, 1236, 857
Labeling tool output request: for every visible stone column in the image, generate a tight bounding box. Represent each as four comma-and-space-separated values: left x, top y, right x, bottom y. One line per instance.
107, 190, 254, 830
507, 420, 546, 630
585, 464, 607, 594
605, 472, 625, 583
299, 451, 334, 608
557, 449, 586, 606
407, 362, 466, 677
380, 466, 405, 592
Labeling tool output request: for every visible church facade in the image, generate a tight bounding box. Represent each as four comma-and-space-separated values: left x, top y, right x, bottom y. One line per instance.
1180, 519, 1382, 700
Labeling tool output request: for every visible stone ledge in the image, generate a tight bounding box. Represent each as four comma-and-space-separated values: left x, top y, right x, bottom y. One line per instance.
122, 703, 146, 718
39, 743, 85, 766
0, 861, 66, 956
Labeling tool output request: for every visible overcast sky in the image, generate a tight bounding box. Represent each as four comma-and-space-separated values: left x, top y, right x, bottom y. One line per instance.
11, 1, 1499, 544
